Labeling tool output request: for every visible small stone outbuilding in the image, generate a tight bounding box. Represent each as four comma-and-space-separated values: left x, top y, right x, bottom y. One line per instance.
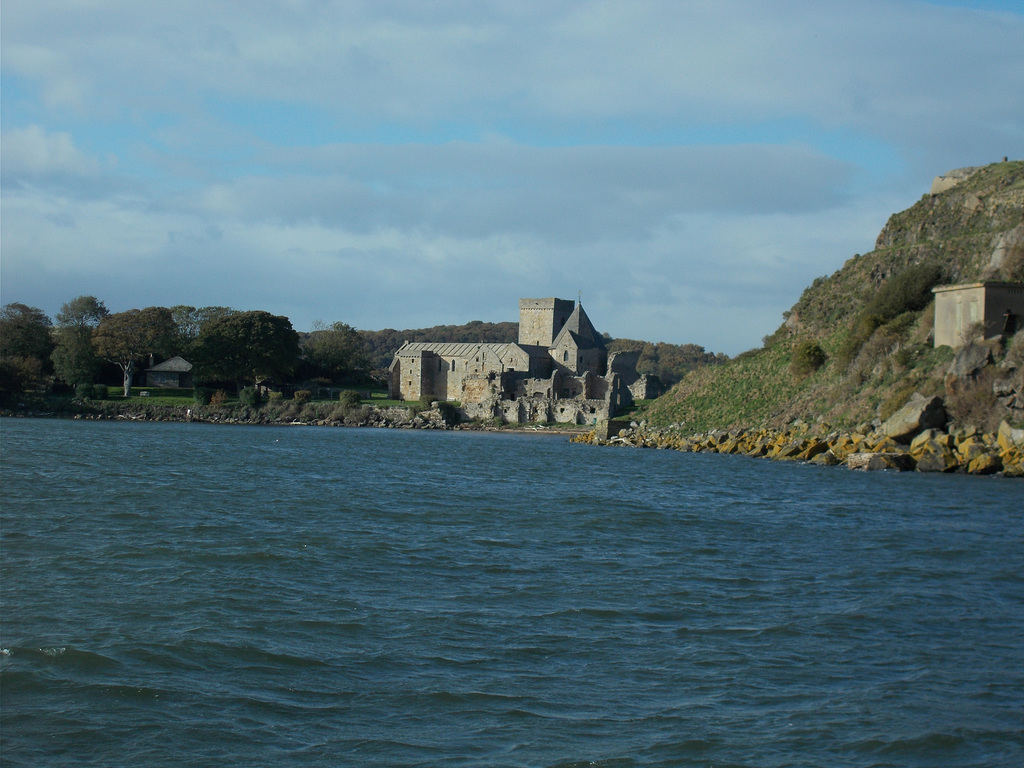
145, 356, 194, 388
932, 282, 1024, 348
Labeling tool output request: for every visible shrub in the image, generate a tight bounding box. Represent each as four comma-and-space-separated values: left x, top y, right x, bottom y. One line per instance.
437, 400, 462, 424
194, 387, 213, 405
837, 313, 884, 369
240, 386, 263, 407
91, 383, 108, 400
293, 389, 312, 403
789, 340, 827, 378
338, 389, 361, 408
865, 264, 944, 321
946, 367, 1003, 432
75, 383, 94, 399
267, 390, 284, 401
210, 389, 229, 406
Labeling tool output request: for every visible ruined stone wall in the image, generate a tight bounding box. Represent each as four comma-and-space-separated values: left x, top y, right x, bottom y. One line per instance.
462, 396, 609, 425
608, 350, 641, 384
461, 375, 496, 405
628, 374, 664, 401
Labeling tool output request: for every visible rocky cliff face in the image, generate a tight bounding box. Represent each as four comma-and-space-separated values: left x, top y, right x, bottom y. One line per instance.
643, 159, 1024, 439
787, 160, 1024, 335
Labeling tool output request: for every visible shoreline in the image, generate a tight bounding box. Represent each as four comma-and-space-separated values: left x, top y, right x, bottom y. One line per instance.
0, 401, 591, 437
572, 421, 1024, 477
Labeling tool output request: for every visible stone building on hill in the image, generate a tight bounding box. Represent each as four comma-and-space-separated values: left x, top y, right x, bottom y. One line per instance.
389, 297, 647, 424
932, 282, 1024, 348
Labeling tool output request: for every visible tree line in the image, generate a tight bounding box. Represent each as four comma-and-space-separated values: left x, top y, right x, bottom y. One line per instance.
0, 297, 371, 401
2, 297, 728, 403
605, 338, 729, 385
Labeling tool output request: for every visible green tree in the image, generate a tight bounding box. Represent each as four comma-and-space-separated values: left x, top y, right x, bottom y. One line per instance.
304, 320, 370, 382
93, 307, 176, 396
0, 303, 54, 361
0, 303, 54, 398
51, 295, 108, 387
192, 310, 300, 391
170, 305, 237, 357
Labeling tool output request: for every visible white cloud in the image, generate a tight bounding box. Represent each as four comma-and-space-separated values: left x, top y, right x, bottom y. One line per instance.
1, 125, 101, 177
5, 1, 1021, 142
1, 0, 1021, 354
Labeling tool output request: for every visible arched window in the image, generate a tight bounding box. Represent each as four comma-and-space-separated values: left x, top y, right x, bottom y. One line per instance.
563, 351, 568, 362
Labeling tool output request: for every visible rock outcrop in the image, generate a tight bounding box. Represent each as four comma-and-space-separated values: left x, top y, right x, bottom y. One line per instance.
879, 394, 946, 442
575, 414, 1024, 477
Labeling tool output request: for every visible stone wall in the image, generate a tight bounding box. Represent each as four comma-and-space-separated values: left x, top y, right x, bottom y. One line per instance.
462, 395, 609, 425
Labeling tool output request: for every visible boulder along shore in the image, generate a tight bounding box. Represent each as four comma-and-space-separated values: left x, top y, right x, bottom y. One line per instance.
573, 416, 1024, 477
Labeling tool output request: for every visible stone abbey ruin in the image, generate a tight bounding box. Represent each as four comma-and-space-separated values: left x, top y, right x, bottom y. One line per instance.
389, 298, 659, 424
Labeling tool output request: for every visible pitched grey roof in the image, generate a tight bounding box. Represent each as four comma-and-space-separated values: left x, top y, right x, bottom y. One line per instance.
552, 304, 606, 351
146, 355, 193, 372
396, 342, 522, 358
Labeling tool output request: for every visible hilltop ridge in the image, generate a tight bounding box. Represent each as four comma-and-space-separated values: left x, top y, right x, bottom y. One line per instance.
642, 159, 1024, 435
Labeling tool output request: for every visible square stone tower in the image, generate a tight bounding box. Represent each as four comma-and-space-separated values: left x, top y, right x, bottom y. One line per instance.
518, 298, 575, 347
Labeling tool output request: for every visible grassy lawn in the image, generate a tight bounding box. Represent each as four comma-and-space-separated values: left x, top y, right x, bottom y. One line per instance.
98, 386, 419, 409
110, 387, 200, 405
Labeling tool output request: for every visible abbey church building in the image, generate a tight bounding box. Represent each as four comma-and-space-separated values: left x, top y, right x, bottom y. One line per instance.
389, 298, 645, 424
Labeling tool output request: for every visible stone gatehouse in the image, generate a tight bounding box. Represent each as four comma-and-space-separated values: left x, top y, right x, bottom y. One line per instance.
388, 298, 643, 424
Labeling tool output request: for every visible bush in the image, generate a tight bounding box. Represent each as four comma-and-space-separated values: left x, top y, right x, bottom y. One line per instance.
267, 390, 284, 401
837, 313, 884, 369
193, 387, 213, 405
293, 389, 312, 403
91, 383, 108, 400
210, 389, 229, 406
75, 383, 94, 400
946, 367, 1002, 432
789, 340, 827, 378
437, 400, 462, 425
338, 389, 361, 408
865, 264, 944, 321
240, 386, 263, 407
846, 324, 906, 384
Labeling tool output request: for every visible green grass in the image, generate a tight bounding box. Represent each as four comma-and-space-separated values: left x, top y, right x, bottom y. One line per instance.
110, 387, 199, 405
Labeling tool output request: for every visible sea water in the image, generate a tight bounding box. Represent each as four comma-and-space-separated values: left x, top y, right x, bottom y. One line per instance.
1, 418, 1022, 767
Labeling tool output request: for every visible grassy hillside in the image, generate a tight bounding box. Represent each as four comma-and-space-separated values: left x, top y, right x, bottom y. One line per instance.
643, 160, 1024, 433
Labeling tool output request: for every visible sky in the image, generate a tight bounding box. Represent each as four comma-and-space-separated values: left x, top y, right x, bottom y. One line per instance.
2, 1, 1022, 356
